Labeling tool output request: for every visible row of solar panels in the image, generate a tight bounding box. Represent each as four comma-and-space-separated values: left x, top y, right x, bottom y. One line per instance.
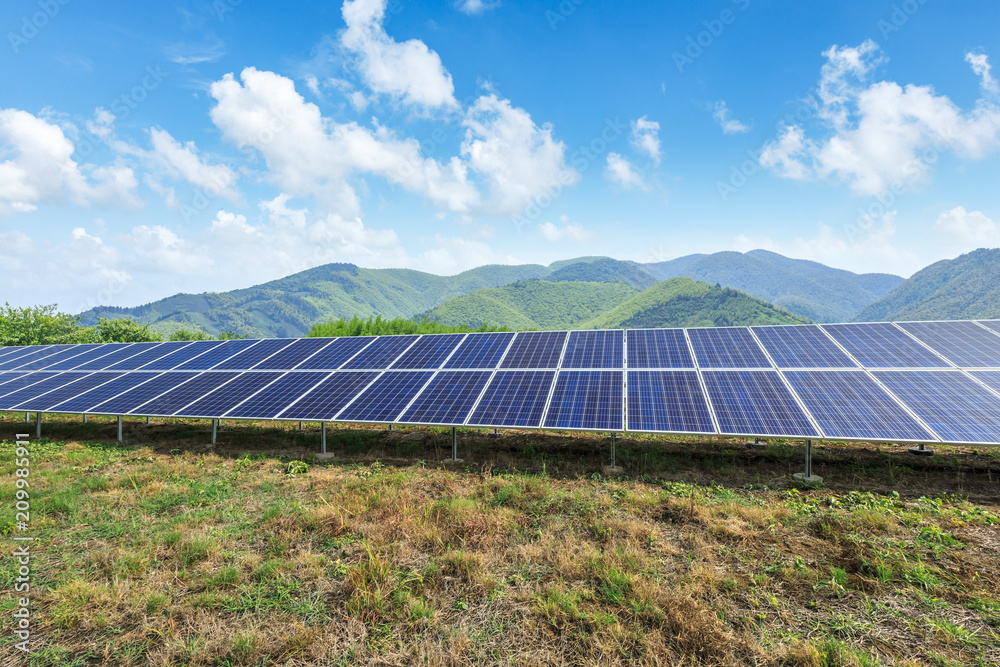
3, 321, 1000, 374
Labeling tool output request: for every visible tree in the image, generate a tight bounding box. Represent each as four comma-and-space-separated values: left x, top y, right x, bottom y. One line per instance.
169, 329, 215, 341
93, 318, 163, 343
0, 303, 89, 346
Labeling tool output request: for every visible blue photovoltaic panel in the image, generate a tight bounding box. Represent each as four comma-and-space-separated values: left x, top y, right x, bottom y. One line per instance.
212, 339, 297, 370
0, 345, 74, 371
74, 343, 165, 371
0, 346, 30, 361
626, 329, 694, 369
467, 370, 555, 427
978, 320, 1000, 336
751, 325, 858, 369
560, 330, 624, 369
873, 370, 1000, 444
294, 336, 376, 370
12, 372, 124, 412
139, 340, 225, 370
0, 372, 60, 402
277, 371, 380, 420
9, 345, 103, 371
89, 372, 200, 415
336, 371, 434, 422
0, 372, 28, 389
688, 328, 772, 369
543, 370, 623, 431
702, 370, 819, 437
177, 372, 284, 417
341, 336, 418, 369
105, 341, 196, 371
444, 332, 514, 369
224, 372, 330, 419
398, 371, 493, 425
626, 370, 715, 434
390, 334, 466, 369
822, 323, 949, 368
784, 371, 934, 441
42, 343, 136, 370
251, 338, 335, 370
174, 339, 261, 370
0, 373, 76, 409
131, 372, 241, 416
970, 370, 1000, 395
46, 373, 164, 413
500, 331, 567, 369
898, 321, 1000, 368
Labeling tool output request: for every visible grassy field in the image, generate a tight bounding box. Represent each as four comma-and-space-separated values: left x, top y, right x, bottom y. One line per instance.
1, 413, 999, 666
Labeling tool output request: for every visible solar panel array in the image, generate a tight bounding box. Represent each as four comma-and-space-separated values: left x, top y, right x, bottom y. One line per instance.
5, 320, 1000, 445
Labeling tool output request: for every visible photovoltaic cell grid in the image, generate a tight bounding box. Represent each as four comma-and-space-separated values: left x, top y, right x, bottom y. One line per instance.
175, 339, 261, 370
822, 323, 949, 368
390, 334, 466, 369
294, 336, 374, 370
560, 330, 624, 369
252, 338, 333, 370
341, 336, 418, 369
141, 340, 224, 370
75, 343, 166, 371
977, 320, 1000, 336
0, 346, 76, 371
897, 321, 1000, 368
626, 329, 694, 369
9, 345, 104, 371
11, 372, 124, 412
500, 331, 567, 369
467, 371, 555, 427
702, 370, 819, 437
443, 332, 514, 369
626, 370, 715, 433
0, 373, 90, 409
212, 339, 296, 370
688, 328, 772, 369
543, 371, 623, 431
783, 371, 934, 441
179, 372, 284, 418
224, 372, 330, 419
336, 371, 434, 422
47, 373, 165, 413
278, 371, 380, 420
0, 373, 61, 403
399, 371, 493, 425
132, 372, 241, 416
106, 342, 195, 371
89, 373, 200, 415
751, 325, 857, 369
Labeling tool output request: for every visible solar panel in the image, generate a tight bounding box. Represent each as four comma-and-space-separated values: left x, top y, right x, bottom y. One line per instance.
783, 370, 934, 441
46, 372, 165, 413
174, 339, 261, 370
139, 340, 226, 370
0, 345, 76, 371
8, 345, 104, 371
398, 370, 493, 425
0, 372, 61, 403
224, 372, 330, 419
822, 323, 949, 368
560, 330, 624, 369
103, 341, 195, 371
293, 336, 376, 370
969, 370, 1000, 395
176, 371, 285, 418
443, 332, 515, 369
626, 329, 695, 369
11, 372, 124, 412
389, 334, 466, 369
250, 338, 335, 370
688, 328, 772, 369
499, 331, 567, 369
340, 336, 419, 370
336, 371, 434, 422
751, 325, 858, 368
872, 370, 1000, 443
897, 321, 1000, 368
0, 373, 82, 409
277, 371, 380, 420
88, 372, 201, 415
702, 370, 819, 437
467, 370, 556, 427
209, 338, 296, 370
130, 372, 242, 416
43, 343, 137, 370
0, 346, 30, 361
0, 372, 28, 389
73, 343, 164, 371
626, 370, 716, 433
543, 370, 623, 430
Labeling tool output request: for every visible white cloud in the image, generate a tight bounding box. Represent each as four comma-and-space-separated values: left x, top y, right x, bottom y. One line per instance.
461, 93, 578, 215
165, 37, 226, 65
539, 220, 591, 243
712, 101, 750, 134
630, 116, 661, 163
760, 42, 1000, 196
604, 152, 647, 191
340, 0, 458, 110
147, 128, 239, 200
455, 0, 500, 15
933, 206, 1000, 248
966, 51, 998, 95
0, 107, 140, 215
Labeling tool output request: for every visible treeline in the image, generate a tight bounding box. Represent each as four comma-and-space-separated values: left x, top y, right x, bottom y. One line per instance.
0, 303, 245, 346
308, 315, 510, 337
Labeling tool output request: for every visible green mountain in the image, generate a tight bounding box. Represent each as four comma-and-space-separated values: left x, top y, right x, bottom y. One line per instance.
853, 248, 1000, 322
643, 249, 903, 322
419, 280, 639, 330
548, 257, 658, 290
583, 277, 809, 329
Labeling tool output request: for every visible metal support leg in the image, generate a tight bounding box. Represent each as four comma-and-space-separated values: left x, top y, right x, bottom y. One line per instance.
146, 416, 150, 425
298, 421, 303, 430
35, 412, 41, 438
321, 422, 327, 454
452, 427, 458, 460
388, 423, 393, 431
211, 419, 218, 444
83, 413, 88, 424
611, 435, 616, 470
25, 412, 30, 422
604, 434, 622, 473
908, 442, 933, 456
793, 440, 823, 484
117, 416, 123, 442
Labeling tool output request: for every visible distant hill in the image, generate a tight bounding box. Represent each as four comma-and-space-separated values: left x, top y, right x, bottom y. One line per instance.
643, 249, 903, 322
548, 257, 658, 290
419, 280, 639, 330
853, 248, 1000, 322
583, 277, 809, 329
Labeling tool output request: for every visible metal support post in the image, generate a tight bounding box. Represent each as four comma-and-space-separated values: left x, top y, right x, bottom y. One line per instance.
793, 440, 823, 484
908, 442, 933, 456
298, 421, 303, 431
321, 422, 327, 454
452, 427, 458, 460
603, 434, 623, 474
117, 416, 123, 442
35, 412, 41, 438
211, 419, 218, 444
25, 412, 30, 422
83, 413, 88, 424
146, 416, 150, 425
388, 423, 393, 431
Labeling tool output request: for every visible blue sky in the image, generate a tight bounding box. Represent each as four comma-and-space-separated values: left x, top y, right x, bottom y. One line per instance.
2, 0, 1000, 313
